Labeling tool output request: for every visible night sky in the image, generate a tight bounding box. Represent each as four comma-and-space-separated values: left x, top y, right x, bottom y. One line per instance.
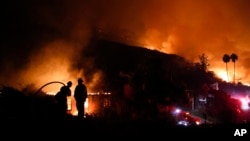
1, 0, 250, 91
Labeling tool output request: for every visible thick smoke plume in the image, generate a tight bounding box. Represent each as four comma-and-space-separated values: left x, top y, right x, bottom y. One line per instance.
1, 0, 250, 92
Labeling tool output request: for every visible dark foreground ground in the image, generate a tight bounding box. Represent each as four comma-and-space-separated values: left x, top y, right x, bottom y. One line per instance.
1, 114, 250, 140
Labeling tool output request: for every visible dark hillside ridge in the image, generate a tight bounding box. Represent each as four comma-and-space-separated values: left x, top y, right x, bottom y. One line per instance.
81, 40, 193, 89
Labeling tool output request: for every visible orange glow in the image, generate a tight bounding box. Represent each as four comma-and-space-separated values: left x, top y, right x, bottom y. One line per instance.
2, 1, 250, 95
139, 33, 177, 54
214, 68, 231, 82
2, 1, 250, 91
138, 31, 247, 84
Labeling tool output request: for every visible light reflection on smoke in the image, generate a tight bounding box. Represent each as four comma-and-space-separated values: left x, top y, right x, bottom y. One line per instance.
2, 0, 250, 89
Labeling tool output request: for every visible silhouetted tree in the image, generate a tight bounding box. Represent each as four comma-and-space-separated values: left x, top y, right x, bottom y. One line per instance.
230, 53, 238, 84
199, 53, 209, 72
222, 54, 231, 82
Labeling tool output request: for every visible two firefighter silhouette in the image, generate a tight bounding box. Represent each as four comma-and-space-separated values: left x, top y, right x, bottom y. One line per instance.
36, 78, 87, 118
54, 78, 87, 118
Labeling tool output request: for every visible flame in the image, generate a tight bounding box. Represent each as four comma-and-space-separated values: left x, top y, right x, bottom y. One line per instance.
3, 0, 250, 90
140, 32, 177, 54
212, 68, 231, 82
140, 34, 249, 85
47, 91, 111, 116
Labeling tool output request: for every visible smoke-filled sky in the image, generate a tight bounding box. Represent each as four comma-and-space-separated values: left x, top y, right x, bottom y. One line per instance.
1, 0, 250, 92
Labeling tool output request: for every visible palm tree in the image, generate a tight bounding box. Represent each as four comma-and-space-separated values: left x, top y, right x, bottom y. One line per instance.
223, 54, 231, 82
230, 53, 238, 84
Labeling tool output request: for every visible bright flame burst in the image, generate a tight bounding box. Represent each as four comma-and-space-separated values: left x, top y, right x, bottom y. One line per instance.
216, 69, 230, 82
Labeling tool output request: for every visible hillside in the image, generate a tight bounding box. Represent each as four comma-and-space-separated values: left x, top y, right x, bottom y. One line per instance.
79, 39, 195, 92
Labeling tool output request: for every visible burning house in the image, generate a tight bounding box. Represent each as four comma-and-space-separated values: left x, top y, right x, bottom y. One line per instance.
67, 92, 112, 117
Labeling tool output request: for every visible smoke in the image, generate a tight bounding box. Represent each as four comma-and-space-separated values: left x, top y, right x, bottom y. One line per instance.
1, 0, 250, 91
